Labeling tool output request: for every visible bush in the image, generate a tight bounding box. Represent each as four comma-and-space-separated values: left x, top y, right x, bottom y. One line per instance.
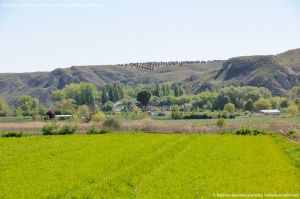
32, 115, 41, 121
285, 129, 297, 136
224, 103, 235, 112
287, 105, 298, 116
42, 122, 77, 135
101, 101, 114, 112
254, 99, 272, 111
235, 128, 266, 136
216, 118, 225, 128
171, 105, 181, 119
183, 114, 200, 119
59, 122, 78, 135
92, 111, 105, 122
42, 122, 60, 135
103, 117, 121, 130
183, 113, 213, 119
87, 126, 111, 134
229, 114, 236, 119
1, 131, 23, 137
77, 105, 92, 122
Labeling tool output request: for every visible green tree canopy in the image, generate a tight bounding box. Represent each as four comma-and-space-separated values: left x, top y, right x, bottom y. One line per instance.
224, 103, 235, 112
254, 99, 272, 111
136, 90, 151, 110
0, 97, 12, 117
17, 96, 40, 116
173, 84, 185, 97
52, 83, 99, 111
105, 83, 125, 102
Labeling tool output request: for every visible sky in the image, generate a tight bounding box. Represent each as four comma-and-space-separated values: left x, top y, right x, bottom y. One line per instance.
0, 0, 300, 73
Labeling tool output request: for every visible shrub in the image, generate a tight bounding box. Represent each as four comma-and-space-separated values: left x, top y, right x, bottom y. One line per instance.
158, 112, 166, 117
254, 99, 272, 111
42, 122, 60, 135
183, 114, 200, 119
216, 118, 225, 128
1, 131, 23, 137
59, 122, 78, 135
224, 103, 235, 112
101, 101, 114, 112
252, 129, 267, 136
201, 113, 213, 119
287, 105, 298, 116
229, 114, 236, 119
171, 105, 181, 119
285, 129, 297, 136
92, 111, 105, 122
77, 105, 92, 122
103, 117, 121, 130
235, 128, 266, 136
280, 99, 289, 108
32, 115, 41, 121
236, 128, 252, 135
87, 126, 99, 134
42, 122, 77, 135
87, 126, 111, 134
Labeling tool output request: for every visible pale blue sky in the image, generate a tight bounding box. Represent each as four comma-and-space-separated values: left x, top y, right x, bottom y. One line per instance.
0, 0, 300, 73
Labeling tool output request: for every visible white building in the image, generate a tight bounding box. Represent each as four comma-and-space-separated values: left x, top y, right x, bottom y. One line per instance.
259, 109, 281, 115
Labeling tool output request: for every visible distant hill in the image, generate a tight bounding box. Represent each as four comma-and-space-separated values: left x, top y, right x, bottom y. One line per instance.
0, 61, 223, 106
0, 48, 300, 106
184, 48, 300, 96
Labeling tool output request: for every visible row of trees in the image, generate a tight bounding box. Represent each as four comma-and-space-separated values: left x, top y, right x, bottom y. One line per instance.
51, 83, 300, 115
1, 83, 299, 118
116, 61, 209, 71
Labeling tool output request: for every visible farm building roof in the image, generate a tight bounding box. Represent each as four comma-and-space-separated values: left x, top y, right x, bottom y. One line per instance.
259, 109, 281, 114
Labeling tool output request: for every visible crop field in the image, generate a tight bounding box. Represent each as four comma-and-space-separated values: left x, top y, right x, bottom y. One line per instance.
0, 134, 300, 198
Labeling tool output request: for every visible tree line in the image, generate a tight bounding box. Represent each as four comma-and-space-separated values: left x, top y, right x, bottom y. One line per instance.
116, 60, 221, 70
0, 82, 299, 118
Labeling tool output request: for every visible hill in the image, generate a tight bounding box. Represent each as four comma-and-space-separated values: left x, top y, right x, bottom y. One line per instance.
184, 48, 300, 96
0, 61, 223, 106
0, 48, 300, 105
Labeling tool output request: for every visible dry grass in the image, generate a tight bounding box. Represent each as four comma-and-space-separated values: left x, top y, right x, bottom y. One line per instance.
0, 122, 44, 132
0, 122, 93, 134
0, 119, 300, 140
120, 118, 220, 134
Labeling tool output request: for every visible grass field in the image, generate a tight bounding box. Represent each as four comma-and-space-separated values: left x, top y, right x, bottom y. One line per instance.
0, 134, 300, 198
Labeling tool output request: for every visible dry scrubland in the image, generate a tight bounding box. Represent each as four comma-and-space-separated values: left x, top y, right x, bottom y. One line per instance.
0, 134, 300, 198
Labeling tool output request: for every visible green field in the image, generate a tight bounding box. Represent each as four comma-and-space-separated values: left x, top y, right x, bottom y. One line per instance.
1, 134, 300, 198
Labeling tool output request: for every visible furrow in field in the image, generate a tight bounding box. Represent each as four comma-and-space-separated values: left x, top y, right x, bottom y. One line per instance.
0, 134, 177, 199
52, 134, 181, 198
69, 135, 195, 198
133, 135, 199, 198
